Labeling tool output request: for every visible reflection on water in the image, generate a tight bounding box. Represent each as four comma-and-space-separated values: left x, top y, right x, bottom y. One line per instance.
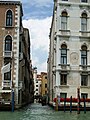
0, 103, 90, 120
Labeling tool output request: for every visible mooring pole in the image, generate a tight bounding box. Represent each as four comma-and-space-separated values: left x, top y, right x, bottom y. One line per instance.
55, 96, 58, 111
11, 89, 14, 112
83, 96, 86, 114
64, 96, 66, 112
70, 96, 72, 113
77, 88, 80, 114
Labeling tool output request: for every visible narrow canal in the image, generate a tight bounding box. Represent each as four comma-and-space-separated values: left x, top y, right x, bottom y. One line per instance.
0, 103, 90, 120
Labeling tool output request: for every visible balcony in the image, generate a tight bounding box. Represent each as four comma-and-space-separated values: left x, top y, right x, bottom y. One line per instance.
79, 65, 90, 72
79, 31, 90, 38
59, 29, 70, 37
2, 80, 12, 89
58, 64, 70, 71
3, 51, 12, 58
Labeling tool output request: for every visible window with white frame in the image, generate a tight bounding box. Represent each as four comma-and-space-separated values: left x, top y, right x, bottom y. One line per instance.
6, 10, 13, 26
81, 45, 87, 65
60, 74, 67, 85
61, 11, 68, 30
81, 75, 88, 86
81, 13, 87, 31
61, 44, 67, 64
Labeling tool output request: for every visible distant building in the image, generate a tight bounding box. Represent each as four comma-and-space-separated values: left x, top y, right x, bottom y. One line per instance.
33, 68, 41, 98
48, 0, 90, 104
41, 72, 47, 97
33, 70, 47, 101
0, 1, 33, 108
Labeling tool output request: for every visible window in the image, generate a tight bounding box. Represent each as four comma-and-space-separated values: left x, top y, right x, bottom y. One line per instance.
61, 74, 67, 85
61, 11, 68, 30
6, 10, 13, 26
61, 44, 67, 64
81, 45, 87, 65
60, 93, 67, 98
81, 75, 88, 86
81, 93, 88, 99
4, 71, 11, 80
45, 84, 47, 88
5, 35, 12, 51
45, 91, 47, 95
81, 0, 87, 2
81, 13, 87, 31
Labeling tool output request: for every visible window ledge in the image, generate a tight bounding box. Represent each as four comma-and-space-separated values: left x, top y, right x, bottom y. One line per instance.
80, 86, 89, 88
79, 65, 90, 67
58, 64, 70, 66
5, 26, 14, 28
59, 85, 69, 88
79, 31, 90, 33
59, 29, 70, 32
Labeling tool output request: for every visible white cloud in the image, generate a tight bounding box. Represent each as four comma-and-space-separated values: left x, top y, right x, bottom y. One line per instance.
22, 17, 52, 73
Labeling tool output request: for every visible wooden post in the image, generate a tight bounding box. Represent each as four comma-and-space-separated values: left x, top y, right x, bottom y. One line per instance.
11, 89, 14, 112
55, 96, 58, 111
64, 96, 66, 112
70, 96, 72, 113
77, 88, 80, 114
83, 96, 86, 114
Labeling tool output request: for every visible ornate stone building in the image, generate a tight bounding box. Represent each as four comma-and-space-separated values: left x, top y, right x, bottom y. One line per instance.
48, 0, 90, 104
0, 1, 33, 108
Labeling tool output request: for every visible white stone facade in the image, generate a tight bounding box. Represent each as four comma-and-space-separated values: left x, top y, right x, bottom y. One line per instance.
48, 0, 90, 103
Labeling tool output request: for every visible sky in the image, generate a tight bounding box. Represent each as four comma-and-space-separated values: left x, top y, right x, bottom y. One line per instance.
21, 0, 53, 73
5, 0, 53, 73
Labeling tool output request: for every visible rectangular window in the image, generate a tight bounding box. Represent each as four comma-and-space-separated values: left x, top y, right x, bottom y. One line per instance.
61, 74, 67, 85
81, 0, 87, 2
62, 0, 68, 1
4, 71, 11, 80
61, 16, 67, 30
81, 18, 87, 31
45, 91, 47, 94
81, 93, 88, 98
60, 93, 67, 98
81, 51, 87, 65
61, 49, 67, 64
81, 75, 88, 86
45, 84, 47, 88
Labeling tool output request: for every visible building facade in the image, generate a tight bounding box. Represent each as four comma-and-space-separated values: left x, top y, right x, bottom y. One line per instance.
33, 68, 41, 98
0, 1, 33, 108
48, 0, 90, 103
41, 72, 47, 97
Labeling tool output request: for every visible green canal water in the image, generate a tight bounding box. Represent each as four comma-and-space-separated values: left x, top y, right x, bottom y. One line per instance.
0, 103, 90, 120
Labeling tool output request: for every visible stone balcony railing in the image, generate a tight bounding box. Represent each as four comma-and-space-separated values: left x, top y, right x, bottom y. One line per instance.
2, 80, 12, 89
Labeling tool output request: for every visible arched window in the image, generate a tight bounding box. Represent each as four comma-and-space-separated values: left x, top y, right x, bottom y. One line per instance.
81, 13, 87, 31
6, 10, 13, 26
61, 11, 68, 30
61, 44, 67, 64
81, 45, 87, 65
5, 35, 12, 51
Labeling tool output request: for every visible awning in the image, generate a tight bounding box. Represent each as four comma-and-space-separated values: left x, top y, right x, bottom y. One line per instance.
1, 63, 10, 74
